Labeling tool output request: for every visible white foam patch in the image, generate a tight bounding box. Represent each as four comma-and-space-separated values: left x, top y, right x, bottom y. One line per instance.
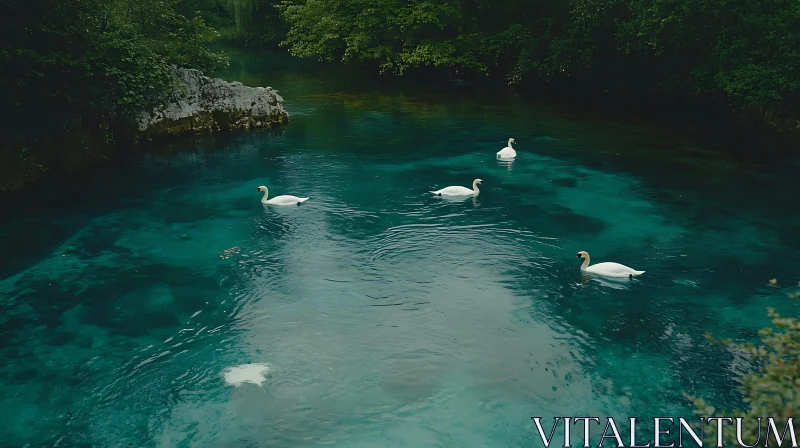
223, 363, 271, 387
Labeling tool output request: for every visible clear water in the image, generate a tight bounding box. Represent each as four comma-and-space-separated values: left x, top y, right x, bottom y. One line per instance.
2, 49, 800, 447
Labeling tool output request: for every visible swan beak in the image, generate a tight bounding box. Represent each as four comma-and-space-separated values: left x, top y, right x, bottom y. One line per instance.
256, 188, 260, 191
576, 254, 581, 258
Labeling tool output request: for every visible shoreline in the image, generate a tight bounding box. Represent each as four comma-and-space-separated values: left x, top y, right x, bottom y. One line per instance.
2, 49, 797, 196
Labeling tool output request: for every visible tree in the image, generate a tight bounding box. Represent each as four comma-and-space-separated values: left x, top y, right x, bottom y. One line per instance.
0, 0, 228, 190
686, 283, 800, 446
274, 0, 800, 131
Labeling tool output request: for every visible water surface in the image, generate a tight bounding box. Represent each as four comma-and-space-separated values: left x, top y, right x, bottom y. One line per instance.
1, 49, 799, 447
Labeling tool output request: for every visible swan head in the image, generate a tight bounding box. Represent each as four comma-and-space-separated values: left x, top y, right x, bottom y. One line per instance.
576, 251, 589, 259
474, 179, 483, 184
257, 186, 267, 192
508, 138, 515, 145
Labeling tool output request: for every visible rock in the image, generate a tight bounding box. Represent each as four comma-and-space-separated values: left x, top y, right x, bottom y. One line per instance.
137, 67, 289, 138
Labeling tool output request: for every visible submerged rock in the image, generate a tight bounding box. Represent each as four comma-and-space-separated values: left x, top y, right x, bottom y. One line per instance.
137, 68, 288, 138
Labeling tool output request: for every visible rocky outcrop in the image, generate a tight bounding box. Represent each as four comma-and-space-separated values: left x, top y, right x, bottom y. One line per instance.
137, 68, 288, 138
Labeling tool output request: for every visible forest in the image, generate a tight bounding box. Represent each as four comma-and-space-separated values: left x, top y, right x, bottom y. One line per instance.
2, 0, 799, 189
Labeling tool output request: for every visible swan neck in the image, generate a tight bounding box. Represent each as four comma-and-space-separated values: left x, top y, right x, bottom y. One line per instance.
508, 139, 513, 147
581, 255, 590, 270
472, 181, 480, 194
261, 189, 269, 203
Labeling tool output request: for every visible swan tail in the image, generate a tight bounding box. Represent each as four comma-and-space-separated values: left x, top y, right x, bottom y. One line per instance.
631, 270, 645, 277
430, 191, 441, 195
297, 197, 310, 204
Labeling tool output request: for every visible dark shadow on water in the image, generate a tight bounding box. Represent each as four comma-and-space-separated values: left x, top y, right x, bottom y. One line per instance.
551, 177, 578, 188
547, 210, 607, 235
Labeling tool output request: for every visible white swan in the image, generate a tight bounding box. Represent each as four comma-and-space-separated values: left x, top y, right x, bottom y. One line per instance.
431, 179, 482, 197
577, 251, 645, 278
496, 138, 517, 159
257, 186, 309, 206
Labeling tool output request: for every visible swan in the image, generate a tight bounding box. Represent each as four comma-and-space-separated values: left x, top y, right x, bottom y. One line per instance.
576, 251, 645, 278
430, 179, 482, 197
496, 138, 517, 159
257, 186, 309, 206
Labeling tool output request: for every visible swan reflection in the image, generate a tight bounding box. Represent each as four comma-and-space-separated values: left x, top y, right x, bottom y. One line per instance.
496, 158, 514, 171
262, 202, 306, 217
580, 272, 633, 290
436, 195, 481, 207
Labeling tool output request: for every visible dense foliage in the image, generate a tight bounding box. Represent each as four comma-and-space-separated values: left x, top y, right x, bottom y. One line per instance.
184, 0, 286, 45
0, 0, 227, 189
687, 286, 800, 446
273, 0, 800, 130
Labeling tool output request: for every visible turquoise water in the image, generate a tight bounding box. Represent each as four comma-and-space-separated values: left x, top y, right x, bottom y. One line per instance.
2, 49, 800, 447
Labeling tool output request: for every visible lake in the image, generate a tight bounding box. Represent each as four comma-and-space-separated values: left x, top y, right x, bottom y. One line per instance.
1, 48, 799, 447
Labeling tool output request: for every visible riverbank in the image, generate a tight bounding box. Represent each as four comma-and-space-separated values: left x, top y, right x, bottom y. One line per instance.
216, 47, 800, 161
1, 47, 797, 196
137, 67, 289, 138
333, 58, 800, 155
211, 43, 800, 154
0, 65, 289, 194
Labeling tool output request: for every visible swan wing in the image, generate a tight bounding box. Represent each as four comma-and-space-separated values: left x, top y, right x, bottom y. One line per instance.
432, 186, 474, 196
586, 262, 643, 277
496, 147, 516, 158
266, 195, 309, 205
